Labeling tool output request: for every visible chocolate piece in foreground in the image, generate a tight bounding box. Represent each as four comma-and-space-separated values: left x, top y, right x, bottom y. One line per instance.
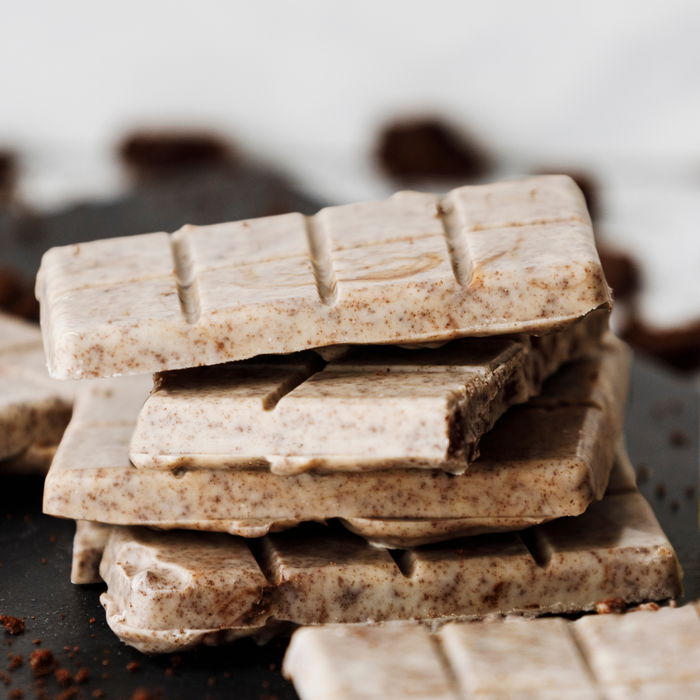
37, 175, 611, 380
130, 310, 607, 475
284, 606, 700, 700
0, 313, 74, 462
87, 485, 679, 654
44, 335, 629, 530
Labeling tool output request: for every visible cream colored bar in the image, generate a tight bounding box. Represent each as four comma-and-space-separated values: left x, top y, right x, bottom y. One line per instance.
44, 336, 629, 533
91, 488, 680, 654
37, 175, 612, 380
69, 447, 636, 584
284, 606, 700, 700
0, 313, 74, 462
130, 310, 607, 475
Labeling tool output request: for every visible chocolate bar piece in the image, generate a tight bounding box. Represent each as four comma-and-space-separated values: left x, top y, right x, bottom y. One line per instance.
37, 175, 611, 379
45, 336, 629, 537
82, 479, 679, 653
284, 606, 700, 700
130, 310, 607, 475
0, 313, 73, 462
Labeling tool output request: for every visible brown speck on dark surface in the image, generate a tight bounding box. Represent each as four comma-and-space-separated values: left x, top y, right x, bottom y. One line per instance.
375, 117, 493, 182
261, 679, 270, 689
101, 672, 109, 680
170, 655, 181, 668
101, 659, 109, 666
29, 650, 54, 677
207, 677, 216, 687
0, 670, 10, 685
91, 691, 104, 700
74, 669, 89, 684
655, 483, 666, 499
637, 464, 650, 483
685, 485, 695, 499
0, 618, 24, 635
55, 668, 72, 687
268, 664, 276, 672
164, 669, 173, 677
130, 689, 154, 700
55, 688, 77, 700
596, 598, 626, 614
8, 654, 22, 670
670, 499, 680, 512
23, 515, 30, 524
223, 671, 231, 679
31, 640, 40, 646
89, 619, 96, 625
7, 688, 23, 699
669, 430, 690, 448
49, 537, 56, 545
126, 662, 140, 674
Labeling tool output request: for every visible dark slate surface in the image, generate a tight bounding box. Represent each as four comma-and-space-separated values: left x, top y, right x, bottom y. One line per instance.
0, 352, 697, 700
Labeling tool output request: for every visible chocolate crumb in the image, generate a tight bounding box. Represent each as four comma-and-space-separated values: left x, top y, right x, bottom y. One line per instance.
63, 647, 70, 653
29, 650, 54, 677
40, 559, 46, 565
92, 691, 104, 700
655, 483, 666, 499
670, 499, 679, 512
89, 619, 96, 625
74, 668, 89, 684
7, 689, 23, 699
596, 598, 626, 614
0, 617, 24, 635
55, 668, 72, 687
164, 669, 173, 677
101, 660, 108, 666
8, 654, 22, 670
126, 662, 140, 674
31, 640, 40, 646
56, 689, 77, 700
101, 672, 109, 680
636, 464, 650, 483
669, 430, 690, 448
130, 689, 153, 700
685, 485, 695, 499
73, 647, 79, 653
207, 677, 216, 687
0, 670, 10, 685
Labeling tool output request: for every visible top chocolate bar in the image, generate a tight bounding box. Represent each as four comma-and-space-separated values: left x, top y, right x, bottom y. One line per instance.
37, 176, 611, 380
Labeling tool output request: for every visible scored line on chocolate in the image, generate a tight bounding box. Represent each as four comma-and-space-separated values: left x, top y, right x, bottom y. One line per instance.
437, 198, 473, 286
170, 230, 201, 324
304, 215, 339, 306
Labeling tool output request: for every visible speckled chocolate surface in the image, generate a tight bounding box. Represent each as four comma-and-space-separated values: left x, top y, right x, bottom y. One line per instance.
130, 310, 608, 475
44, 336, 629, 532
37, 176, 612, 380
85, 481, 679, 654
0, 313, 74, 462
284, 606, 700, 700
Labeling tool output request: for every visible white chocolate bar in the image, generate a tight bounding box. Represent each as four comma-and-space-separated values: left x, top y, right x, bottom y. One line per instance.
284, 606, 700, 700
86, 486, 680, 654
37, 176, 611, 380
44, 336, 629, 536
129, 310, 607, 475
0, 313, 74, 463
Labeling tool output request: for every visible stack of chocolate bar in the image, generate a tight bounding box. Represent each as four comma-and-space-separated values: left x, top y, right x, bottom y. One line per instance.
36, 176, 682, 654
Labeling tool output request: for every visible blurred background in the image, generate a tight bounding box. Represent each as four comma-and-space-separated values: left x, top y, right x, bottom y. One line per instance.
1, 0, 699, 372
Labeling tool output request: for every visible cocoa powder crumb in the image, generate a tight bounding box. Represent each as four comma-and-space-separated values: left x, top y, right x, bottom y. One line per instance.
126, 662, 140, 674
7, 689, 23, 699
101, 673, 109, 680
0, 617, 24, 635
56, 689, 77, 700
130, 689, 153, 700
74, 669, 89, 684
8, 654, 22, 670
92, 691, 104, 699
31, 640, 41, 646
0, 670, 10, 685
89, 619, 96, 625
29, 650, 54, 677
55, 668, 72, 686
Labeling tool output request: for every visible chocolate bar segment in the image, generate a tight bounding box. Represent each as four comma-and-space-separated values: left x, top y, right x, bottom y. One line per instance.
91, 486, 680, 653
285, 607, 700, 700
0, 313, 74, 462
45, 336, 628, 531
37, 176, 611, 379
130, 310, 608, 475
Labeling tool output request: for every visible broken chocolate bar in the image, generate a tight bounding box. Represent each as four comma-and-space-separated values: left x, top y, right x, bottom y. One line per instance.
45, 336, 629, 538
37, 175, 611, 379
82, 476, 680, 653
130, 310, 607, 475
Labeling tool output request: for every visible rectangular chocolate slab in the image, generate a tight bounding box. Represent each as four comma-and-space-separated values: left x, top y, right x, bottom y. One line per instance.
0, 313, 74, 461
284, 606, 700, 700
130, 310, 607, 475
88, 486, 680, 654
45, 335, 629, 533
37, 175, 611, 379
